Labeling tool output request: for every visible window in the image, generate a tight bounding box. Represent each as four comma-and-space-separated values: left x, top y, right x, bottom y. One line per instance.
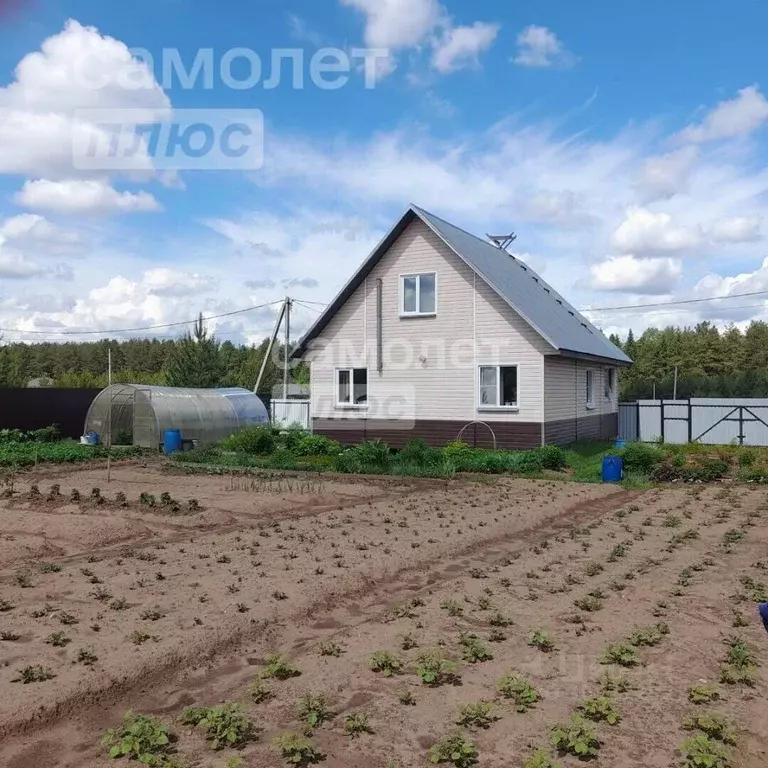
337, 368, 368, 406
478, 365, 519, 408
400, 273, 436, 316
586, 370, 595, 408
605, 368, 615, 399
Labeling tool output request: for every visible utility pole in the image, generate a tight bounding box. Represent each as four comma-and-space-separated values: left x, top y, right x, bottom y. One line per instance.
107, 347, 112, 483
283, 296, 291, 400
673, 365, 678, 400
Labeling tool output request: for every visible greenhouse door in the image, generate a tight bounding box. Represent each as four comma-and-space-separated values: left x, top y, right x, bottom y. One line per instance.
133, 390, 156, 449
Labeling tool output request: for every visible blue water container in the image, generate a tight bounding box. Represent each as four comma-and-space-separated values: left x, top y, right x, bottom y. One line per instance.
86, 431, 100, 446
163, 429, 183, 455
602, 455, 624, 483
614, 439, 627, 449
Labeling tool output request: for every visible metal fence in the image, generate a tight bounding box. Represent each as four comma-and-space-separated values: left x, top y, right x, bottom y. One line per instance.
619, 398, 768, 446
271, 399, 311, 430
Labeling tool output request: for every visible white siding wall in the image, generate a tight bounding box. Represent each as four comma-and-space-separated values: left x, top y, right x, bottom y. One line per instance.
544, 356, 619, 422
307, 219, 552, 423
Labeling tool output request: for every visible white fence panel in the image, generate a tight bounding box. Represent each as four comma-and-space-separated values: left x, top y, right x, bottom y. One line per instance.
271, 399, 311, 430
632, 398, 768, 445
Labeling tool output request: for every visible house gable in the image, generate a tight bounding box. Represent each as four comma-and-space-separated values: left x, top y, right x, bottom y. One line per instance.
307, 217, 551, 425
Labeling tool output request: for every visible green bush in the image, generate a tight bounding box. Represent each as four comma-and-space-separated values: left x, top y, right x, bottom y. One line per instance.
276, 425, 309, 451
295, 434, 342, 456
334, 440, 392, 473
220, 427, 276, 455
0, 425, 61, 444
619, 442, 664, 473
532, 445, 567, 471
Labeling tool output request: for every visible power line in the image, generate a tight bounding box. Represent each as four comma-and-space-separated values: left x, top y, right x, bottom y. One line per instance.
582, 289, 768, 313
293, 299, 323, 314
0, 300, 284, 337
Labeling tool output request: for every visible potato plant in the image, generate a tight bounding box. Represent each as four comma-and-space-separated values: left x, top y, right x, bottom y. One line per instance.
523, 749, 563, 768
272, 733, 322, 766
297, 693, 329, 730
416, 650, 461, 686
684, 713, 736, 744
344, 713, 373, 738
496, 672, 540, 712
680, 733, 732, 768
428, 733, 478, 767
455, 701, 497, 730
550, 716, 600, 759
190, 702, 252, 750
601, 643, 639, 667
458, 633, 493, 663
369, 650, 402, 677
262, 653, 300, 680
579, 695, 621, 725
101, 711, 173, 763
12, 665, 56, 683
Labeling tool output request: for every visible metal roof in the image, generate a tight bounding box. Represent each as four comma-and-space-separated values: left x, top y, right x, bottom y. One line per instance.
295, 205, 632, 365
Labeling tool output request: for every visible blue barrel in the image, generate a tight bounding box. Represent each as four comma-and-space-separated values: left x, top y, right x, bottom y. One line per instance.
163, 429, 183, 455
602, 455, 624, 483
86, 431, 100, 446
614, 439, 627, 449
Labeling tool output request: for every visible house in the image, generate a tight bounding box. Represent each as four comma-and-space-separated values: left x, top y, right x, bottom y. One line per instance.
293, 205, 632, 449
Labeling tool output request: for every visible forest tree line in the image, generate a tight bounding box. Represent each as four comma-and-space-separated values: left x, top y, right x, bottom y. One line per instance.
610, 320, 768, 400
0, 316, 306, 400
2, 318, 768, 401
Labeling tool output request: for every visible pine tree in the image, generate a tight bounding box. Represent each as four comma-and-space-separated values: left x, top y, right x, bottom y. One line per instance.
165, 313, 224, 388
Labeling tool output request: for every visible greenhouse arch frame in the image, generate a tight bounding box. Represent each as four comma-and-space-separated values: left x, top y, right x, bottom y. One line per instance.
84, 385, 269, 448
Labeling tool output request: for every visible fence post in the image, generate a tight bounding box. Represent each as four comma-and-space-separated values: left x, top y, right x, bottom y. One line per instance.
660, 399, 665, 443
687, 399, 693, 443
739, 406, 745, 445
635, 402, 641, 442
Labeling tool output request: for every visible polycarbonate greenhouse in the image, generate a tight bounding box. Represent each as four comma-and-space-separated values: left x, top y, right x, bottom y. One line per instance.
83, 385, 270, 448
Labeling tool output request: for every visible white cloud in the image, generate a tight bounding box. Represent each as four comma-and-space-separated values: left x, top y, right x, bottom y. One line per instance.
513, 25, 577, 69
707, 216, 762, 243
432, 22, 499, 73
589, 255, 683, 294
0, 213, 80, 251
144, 268, 217, 297
15, 179, 161, 214
340, 0, 444, 49
695, 256, 768, 298
340, 0, 498, 77
0, 19, 169, 180
610, 207, 702, 255
680, 85, 768, 143
0, 213, 80, 279
635, 146, 699, 201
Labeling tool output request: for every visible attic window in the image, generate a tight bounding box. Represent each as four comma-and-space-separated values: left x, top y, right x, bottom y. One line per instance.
400, 273, 437, 316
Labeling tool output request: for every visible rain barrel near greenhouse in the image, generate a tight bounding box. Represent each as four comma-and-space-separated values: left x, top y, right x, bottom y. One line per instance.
601, 455, 624, 483
163, 429, 183, 455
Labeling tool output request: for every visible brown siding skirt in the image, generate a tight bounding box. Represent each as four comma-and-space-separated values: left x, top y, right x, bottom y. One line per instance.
543, 413, 619, 445
312, 419, 542, 450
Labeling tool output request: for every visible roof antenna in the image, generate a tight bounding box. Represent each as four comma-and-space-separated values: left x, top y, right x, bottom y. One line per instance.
487, 233, 517, 252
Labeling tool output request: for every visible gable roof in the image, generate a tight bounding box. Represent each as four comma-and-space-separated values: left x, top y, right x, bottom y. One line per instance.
294, 205, 632, 365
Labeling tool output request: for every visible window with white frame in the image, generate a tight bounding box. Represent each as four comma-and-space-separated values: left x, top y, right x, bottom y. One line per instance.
605, 368, 615, 399
400, 273, 436, 316
586, 370, 595, 408
478, 365, 519, 408
337, 368, 368, 406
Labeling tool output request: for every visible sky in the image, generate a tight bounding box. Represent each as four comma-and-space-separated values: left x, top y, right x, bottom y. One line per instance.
1, 0, 768, 346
